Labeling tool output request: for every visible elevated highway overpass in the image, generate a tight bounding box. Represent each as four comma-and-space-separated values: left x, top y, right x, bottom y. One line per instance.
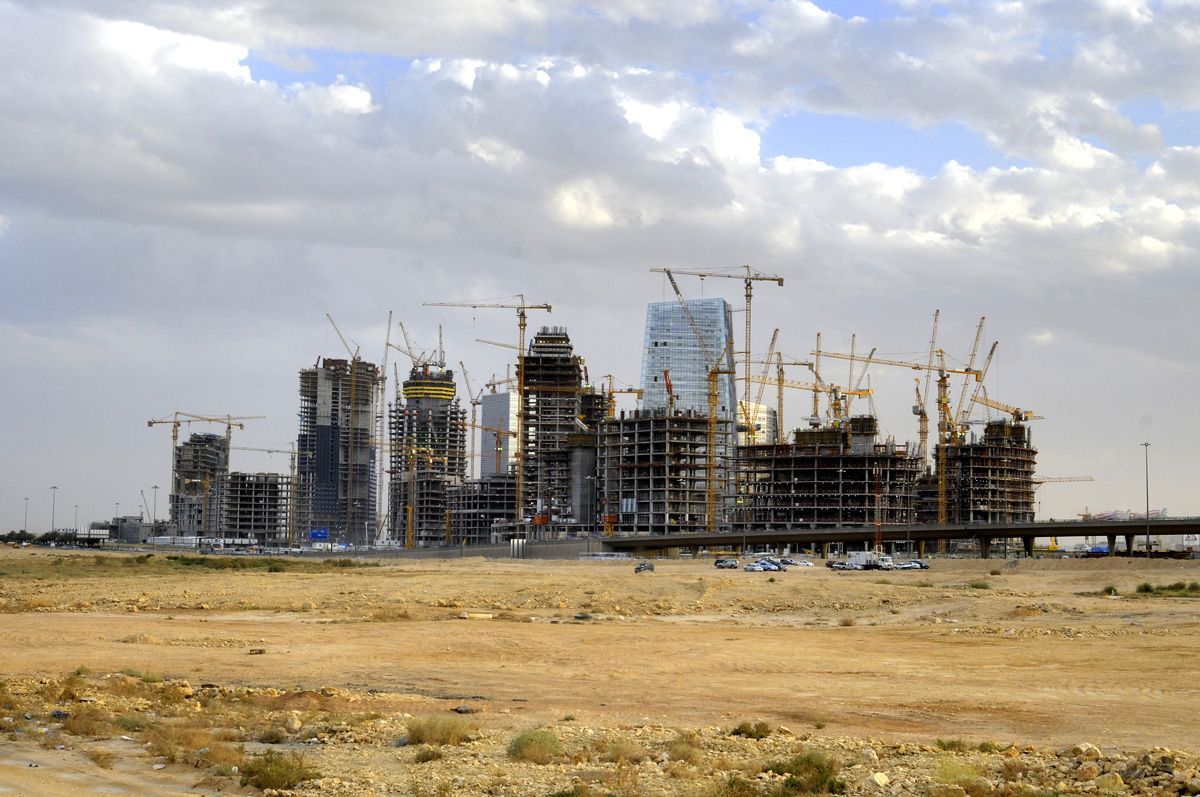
602, 518, 1200, 559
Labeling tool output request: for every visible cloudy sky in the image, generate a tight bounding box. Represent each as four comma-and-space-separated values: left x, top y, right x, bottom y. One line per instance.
2, 0, 1197, 532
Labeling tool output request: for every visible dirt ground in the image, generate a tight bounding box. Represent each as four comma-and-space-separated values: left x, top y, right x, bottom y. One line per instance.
2, 548, 1199, 795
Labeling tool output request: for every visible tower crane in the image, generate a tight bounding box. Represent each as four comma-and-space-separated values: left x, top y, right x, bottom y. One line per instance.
598, 374, 643, 418
657, 269, 736, 533
147, 414, 265, 510
459, 363, 485, 480
953, 316, 986, 425
424, 295, 551, 526
230, 444, 312, 544
971, 392, 1041, 423
748, 375, 870, 423
744, 328, 779, 444
816, 348, 981, 524
650, 266, 784, 450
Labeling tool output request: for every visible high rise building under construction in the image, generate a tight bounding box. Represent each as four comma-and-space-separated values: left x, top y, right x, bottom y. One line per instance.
388, 364, 466, 546
170, 432, 229, 536
521, 327, 605, 522
295, 357, 379, 545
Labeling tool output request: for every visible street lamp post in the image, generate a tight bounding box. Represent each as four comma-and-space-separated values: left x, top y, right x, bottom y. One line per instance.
50, 486, 58, 535
151, 485, 159, 524
1142, 442, 1151, 557
23, 497, 29, 533
74, 505, 79, 532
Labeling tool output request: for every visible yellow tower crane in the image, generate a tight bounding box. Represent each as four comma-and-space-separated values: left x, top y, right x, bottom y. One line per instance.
650, 266, 784, 449
598, 374, 643, 419
816, 349, 981, 524
424, 295, 552, 526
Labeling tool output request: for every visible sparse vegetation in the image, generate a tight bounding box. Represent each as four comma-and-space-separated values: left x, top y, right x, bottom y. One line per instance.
989, 569, 1002, 576
976, 740, 1001, 753
935, 755, 985, 792
936, 738, 968, 752
406, 715, 475, 746
968, 581, 991, 590
413, 746, 444, 763
507, 729, 563, 764
86, 748, 115, 768
763, 748, 846, 794
240, 750, 319, 790
667, 731, 703, 765
601, 736, 648, 763
549, 785, 597, 797
704, 773, 761, 797
838, 616, 856, 627
730, 720, 772, 739
1134, 581, 1200, 597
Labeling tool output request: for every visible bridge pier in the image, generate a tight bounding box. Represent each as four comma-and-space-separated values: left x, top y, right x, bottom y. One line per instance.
1124, 535, 1136, 556
980, 537, 992, 559
1022, 537, 1035, 558
820, 542, 830, 560
1107, 535, 1117, 556
917, 540, 926, 559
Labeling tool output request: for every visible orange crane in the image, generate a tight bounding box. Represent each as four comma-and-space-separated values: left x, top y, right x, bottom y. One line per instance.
817, 348, 981, 523
425, 296, 551, 526
650, 266, 784, 448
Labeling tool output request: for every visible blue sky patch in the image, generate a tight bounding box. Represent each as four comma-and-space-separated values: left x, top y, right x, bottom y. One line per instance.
759, 111, 1019, 174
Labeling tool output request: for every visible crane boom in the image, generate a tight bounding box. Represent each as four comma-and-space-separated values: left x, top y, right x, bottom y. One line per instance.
424, 295, 551, 525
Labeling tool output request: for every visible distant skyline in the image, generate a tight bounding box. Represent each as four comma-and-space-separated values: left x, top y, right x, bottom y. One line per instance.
2, 1, 1198, 531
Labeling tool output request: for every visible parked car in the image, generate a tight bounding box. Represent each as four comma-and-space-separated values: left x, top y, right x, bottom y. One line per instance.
756, 560, 780, 571
634, 561, 655, 573
743, 562, 764, 572
793, 560, 814, 567
779, 557, 798, 566
714, 558, 740, 569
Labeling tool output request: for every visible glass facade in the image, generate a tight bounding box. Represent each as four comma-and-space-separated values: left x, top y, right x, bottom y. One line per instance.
640, 298, 738, 418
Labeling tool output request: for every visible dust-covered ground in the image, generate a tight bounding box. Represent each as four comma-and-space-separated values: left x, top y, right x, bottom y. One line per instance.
1, 547, 1199, 795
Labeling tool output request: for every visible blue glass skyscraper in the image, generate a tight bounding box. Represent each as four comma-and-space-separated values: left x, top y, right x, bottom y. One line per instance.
640, 297, 738, 418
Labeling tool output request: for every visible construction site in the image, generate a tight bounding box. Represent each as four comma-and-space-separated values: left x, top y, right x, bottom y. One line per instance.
125, 269, 1080, 554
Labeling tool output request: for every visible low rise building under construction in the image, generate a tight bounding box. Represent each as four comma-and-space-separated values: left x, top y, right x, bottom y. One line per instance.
939, 419, 1036, 524
735, 416, 921, 529
221, 471, 291, 546
598, 408, 719, 535
447, 472, 517, 544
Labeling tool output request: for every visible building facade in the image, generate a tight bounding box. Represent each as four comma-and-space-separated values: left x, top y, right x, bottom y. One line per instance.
295, 357, 379, 546
170, 432, 229, 536
388, 365, 466, 547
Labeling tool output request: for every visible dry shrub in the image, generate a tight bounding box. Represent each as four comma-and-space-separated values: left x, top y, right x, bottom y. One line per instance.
604, 761, 643, 796
63, 706, 113, 737
407, 715, 476, 746
764, 748, 846, 794
86, 748, 116, 769
507, 728, 562, 764
548, 786, 597, 797
667, 732, 703, 765
368, 606, 411, 621
257, 727, 287, 744
730, 720, 772, 739
936, 755, 987, 794
1000, 758, 1029, 781
413, 746, 444, 763
602, 737, 648, 764
240, 750, 319, 790
146, 722, 243, 768
838, 617, 857, 627
704, 773, 760, 797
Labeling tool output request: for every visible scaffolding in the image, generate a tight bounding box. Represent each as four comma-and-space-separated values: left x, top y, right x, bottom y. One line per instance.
295, 357, 379, 545
941, 419, 1036, 523
735, 417, 921, 529
598, 408, 716, 535
388, 365, 466, 546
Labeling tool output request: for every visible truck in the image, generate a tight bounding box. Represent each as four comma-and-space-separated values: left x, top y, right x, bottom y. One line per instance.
847, 550, 895, 570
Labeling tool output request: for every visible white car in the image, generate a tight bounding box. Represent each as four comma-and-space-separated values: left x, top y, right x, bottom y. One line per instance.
743, 563, 764, 572
794, 560, 814, 567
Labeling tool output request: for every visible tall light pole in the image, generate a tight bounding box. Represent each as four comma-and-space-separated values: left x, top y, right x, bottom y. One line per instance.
74, 504, 79, 532
1142, 442, 1151, 557
151, 485, 159, 524
23, 497, 29, 533
50, 486, 58, 534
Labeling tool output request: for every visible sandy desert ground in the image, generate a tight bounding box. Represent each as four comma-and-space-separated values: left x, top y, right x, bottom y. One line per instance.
1, 547, 1199, 796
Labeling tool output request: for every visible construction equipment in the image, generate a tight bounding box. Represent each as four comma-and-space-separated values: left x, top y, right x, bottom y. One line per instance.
744, 328, 778, 443
748, 374, 870, 423
817, 348, 981, 523
453, 419, 518, 477
651, 266, 784, 451
663, 370, 676, 413
971, 390, 1041, 423
376, 312, 393, 541
230, 444, 312, 544
147, 413, 264, 496
599, 374, 643, 419
425, 295, 551, 526
459, 363, 484, 480
327, 313, 372, 546
658, 269, 735, 533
